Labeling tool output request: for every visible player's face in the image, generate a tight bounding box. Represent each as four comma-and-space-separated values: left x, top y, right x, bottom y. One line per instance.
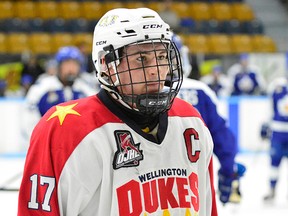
240, 59, 249, 70
59, 59, 80, 85
114, 42, 169, 96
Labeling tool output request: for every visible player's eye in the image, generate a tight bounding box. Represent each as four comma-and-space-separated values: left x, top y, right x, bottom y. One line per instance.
157, 54, 168, 61
136, 56, 147, 62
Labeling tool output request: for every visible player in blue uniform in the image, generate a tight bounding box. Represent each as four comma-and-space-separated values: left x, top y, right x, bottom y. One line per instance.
179, 78, 245, 204
173, 34, 246, 204
227, 53, 266, 96
21, 46, 97, 145
200, 65, 231, 97
25, 46, 97, 116
263, 74, 288, 201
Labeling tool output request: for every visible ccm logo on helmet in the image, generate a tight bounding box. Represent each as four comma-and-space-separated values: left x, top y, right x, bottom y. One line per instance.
95, 40, 107, 46
143, 24, 163, 29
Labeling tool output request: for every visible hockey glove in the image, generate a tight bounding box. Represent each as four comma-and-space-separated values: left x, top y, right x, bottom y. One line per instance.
218, 163, 246, 204
260, 123, 271, 140
218, 170, 233, 204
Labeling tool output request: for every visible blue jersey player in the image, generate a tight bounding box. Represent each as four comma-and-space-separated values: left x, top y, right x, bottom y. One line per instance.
173, 34, 245, 204
25, 46, 97, 116
263, 75, 288, 201
227, 53, 266, 96
179, 78, 245, 204
22, 46, 97, 145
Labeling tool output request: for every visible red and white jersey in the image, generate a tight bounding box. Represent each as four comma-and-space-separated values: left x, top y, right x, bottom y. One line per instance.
18, 90, 218, 216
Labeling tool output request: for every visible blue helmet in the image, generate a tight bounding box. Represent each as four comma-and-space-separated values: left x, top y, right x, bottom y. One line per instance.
55, 46, 84, 66
240, 53, 249, 61
212, 65, 222, 74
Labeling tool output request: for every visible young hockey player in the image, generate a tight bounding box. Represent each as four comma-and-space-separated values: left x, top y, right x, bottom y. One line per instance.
18, 8, 218, 216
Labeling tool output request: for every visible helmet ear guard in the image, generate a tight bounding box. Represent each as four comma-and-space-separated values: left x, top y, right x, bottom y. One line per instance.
96, 45, 122, 87
103, 45, 118, 65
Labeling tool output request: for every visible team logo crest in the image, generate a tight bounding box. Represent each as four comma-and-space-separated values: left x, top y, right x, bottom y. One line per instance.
113, 130, 143, 169
98, 15, 119, 27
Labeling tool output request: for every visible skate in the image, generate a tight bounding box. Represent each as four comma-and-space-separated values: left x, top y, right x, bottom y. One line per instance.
263, 187, 275, 202
229, 180, 241, 203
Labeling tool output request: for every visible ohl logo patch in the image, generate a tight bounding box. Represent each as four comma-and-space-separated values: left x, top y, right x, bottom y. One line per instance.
113, 130, 143, 170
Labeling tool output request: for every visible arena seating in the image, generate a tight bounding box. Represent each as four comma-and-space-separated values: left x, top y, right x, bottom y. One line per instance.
208, 34, 232, 55
0, 33, 7, 53
28, 33, 53, 55
0, 0, 277, 56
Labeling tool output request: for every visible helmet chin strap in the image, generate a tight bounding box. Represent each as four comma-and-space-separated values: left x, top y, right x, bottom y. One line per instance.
101, 84, 133, 110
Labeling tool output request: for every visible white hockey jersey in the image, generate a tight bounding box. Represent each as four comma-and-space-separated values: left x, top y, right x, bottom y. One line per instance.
18, 90, 218, 216
25, 75, 97, 116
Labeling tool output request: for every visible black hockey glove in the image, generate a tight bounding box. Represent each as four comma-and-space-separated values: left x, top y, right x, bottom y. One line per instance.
260, 122, 271, 140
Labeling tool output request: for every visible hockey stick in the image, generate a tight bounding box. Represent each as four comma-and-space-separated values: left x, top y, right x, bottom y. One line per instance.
0, 172, 22, 192
0, 187, 19, 192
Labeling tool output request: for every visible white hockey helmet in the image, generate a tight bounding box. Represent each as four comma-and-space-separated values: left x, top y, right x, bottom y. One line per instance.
92, 8, 183, 116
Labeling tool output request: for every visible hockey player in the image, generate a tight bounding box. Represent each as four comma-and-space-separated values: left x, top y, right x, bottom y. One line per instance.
227, 53, 266, 96
25, 46, 98, 116
173, 34, 245, 204
179, 78, 245, 204
20, 46, 98, 146
200, 65, 232, 97
263, 73, 288, 201
18, 8, 218, 216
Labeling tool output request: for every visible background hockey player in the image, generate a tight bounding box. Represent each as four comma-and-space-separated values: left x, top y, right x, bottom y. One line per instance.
262, 56, 288, 201
227, 53, 266, 96
25, 46, 98, 116
18, 8, 218, 216
173, 34, 246, 204
200, 65, 232, 97
21, 46, 98, 145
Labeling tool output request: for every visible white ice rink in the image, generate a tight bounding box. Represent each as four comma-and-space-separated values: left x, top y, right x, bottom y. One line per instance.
0, 152, 287, 216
